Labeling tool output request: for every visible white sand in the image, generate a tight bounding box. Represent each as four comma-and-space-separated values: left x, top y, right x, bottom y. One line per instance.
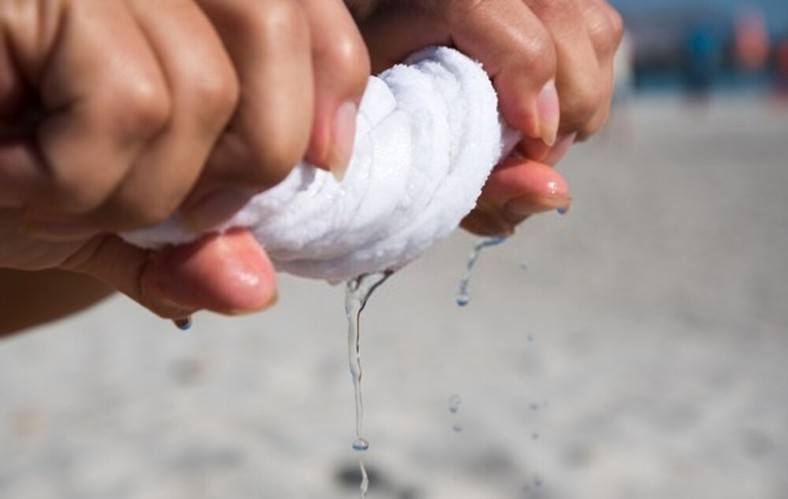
0, 97, 786, 499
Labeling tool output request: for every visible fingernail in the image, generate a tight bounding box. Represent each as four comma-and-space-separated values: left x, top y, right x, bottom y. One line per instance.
328, 101, 357, 182
181, 189, 252, 233
505, 193, 571, 219
536, 81, 560, 147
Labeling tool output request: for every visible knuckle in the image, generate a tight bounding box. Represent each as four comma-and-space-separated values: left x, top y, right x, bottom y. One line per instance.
516, 29, 557, 81
111, 76, 171, 137
450, 0, 493, 20
586, 3, 624, 54
246, 132, 304, 189
530, 0, 571, 14
191, 65, 240, 129
248, 0, 306, 37
561, 81, 605, 131
602, 3, 624, 38
606, 6, 625, 44
319, 32, 370, 92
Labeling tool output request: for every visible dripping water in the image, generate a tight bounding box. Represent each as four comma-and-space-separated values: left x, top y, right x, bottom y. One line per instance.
448, 394, 463, 433
448, 394, 462, 414
344, 270, 393, 498
173, 316, 192, 331
456, 236, 507, 306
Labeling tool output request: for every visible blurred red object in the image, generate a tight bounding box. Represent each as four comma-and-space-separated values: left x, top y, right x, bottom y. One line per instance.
776, 39, 788, 95
733, 9, 769, 71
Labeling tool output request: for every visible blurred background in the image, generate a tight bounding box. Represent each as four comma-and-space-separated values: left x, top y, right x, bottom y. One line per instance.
1, 1, 787, 498
614, 0, 788, 98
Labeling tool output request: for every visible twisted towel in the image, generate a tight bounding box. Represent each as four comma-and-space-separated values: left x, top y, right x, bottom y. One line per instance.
122, 47, 514, 282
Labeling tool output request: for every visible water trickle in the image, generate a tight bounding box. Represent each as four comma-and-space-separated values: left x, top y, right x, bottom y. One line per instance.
359, 462, 369, 497
455, 236, 507, 307
345, 271, 393, 499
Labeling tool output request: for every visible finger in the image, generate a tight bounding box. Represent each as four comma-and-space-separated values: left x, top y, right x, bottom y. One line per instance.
84, 0, 239, 231
299, 0, 370, 179
586, 0, 625, 61
518, 133, 576, 165
361, 0, 559, 144
462, 155, 570, 235
185, 0, 314, 229
1, 2, 170, 214
526, 0, 604, 138
63, 230, 277, 318
143, 230, 277, 316
575, 63, 614, 141
461, 208, 517, 237
575, 0, 623, 140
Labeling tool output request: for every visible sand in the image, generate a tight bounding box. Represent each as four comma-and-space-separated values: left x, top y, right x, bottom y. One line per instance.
0, 96, 786, 499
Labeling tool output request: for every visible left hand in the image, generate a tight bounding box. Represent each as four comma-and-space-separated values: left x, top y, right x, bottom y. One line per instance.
0, 0, 370, 320
355, 0, 624, 235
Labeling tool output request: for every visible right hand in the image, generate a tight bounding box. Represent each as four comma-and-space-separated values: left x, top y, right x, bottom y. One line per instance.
0, 0, 370, 319
356, 0, 623, 236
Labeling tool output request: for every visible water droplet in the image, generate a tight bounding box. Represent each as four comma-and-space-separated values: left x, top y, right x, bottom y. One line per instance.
448, 394, 462, 414
520, 261, 528, 270
527, 334, 534, 342
352, 438, 369, 452
173, 317, 192, 331
534, 476, 543, 487
531, 432, 539, 440
557, 206, 568, 215
452, 423, 463, 433
529, 403, 540, 411
455, 293, 470, 307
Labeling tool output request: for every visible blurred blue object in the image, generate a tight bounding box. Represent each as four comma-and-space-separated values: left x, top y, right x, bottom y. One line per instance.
608, 0, 788, 94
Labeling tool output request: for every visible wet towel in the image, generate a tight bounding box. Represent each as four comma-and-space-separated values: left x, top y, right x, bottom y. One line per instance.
122, 47, 514, 282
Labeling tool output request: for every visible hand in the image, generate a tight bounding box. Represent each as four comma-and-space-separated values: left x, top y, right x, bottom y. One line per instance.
0, 0, 369, 319
356, 0, 623, 235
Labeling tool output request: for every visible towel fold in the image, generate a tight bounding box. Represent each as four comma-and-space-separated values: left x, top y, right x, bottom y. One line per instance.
122, 47, 515, 282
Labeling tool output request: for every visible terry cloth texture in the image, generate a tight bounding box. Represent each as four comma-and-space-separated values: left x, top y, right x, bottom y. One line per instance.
122, 47, 515, 282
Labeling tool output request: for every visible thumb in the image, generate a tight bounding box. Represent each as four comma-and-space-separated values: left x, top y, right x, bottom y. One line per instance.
64, 229, 277, 318
461, 155, 571, 236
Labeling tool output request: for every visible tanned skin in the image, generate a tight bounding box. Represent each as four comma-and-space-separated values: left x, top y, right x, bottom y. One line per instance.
0, 270, 112, 338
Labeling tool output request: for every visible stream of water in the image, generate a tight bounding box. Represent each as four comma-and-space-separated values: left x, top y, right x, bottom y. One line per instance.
456, 236, 507, 306
344, 271, 393, 498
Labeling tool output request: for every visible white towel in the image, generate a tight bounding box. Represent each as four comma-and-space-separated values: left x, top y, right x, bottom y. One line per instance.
122, 47, 516, 282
